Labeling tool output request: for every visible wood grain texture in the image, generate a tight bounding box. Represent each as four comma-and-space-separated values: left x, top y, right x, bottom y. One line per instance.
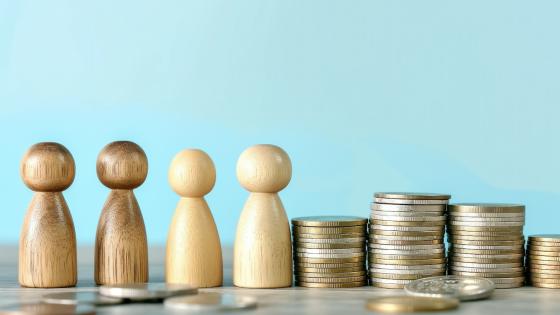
166, 149, 223, 287
234, 144, 293, 288
95, 190, 149, 285
19, 193, 77, 288
19, 142, 77, 288
94, 141, 149, 285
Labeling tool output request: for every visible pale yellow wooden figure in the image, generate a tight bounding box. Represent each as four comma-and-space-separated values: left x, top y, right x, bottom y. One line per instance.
233, 144, 293, 288
19, 142, 77, 288
94, 141, 149, 285
166, 149, 223, 287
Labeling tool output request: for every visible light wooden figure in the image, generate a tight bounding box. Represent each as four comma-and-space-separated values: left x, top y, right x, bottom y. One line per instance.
166, 149, 223, 287
94, 141, 149, 285
19, 142, 77, 288
233, 144, 293, 288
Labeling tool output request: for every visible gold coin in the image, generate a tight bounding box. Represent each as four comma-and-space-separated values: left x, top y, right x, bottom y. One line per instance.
371, 254, 445, 261
294, 233, 367, 239
366, 296, 459, 313
295, 266, 365, 273
527, 272, 560, 279
528, 241, 560, 248
370, 258, 446, 265
296, 247, 364, 254
296, 281, 366, 288
369, 272, 445, 280
370, 282, 405, 289
448, 235, 524, 241
295, 257, 365, 264
527, 250, 560, 257
450, 271, 524, 278
448, 257, 522, 264
295, 275, 366, 283
296, 262, 364, 269
448, 226, 523, 232
448, 231, 523, 237
448, 203, 525, 213
373, 230, 444, 237
449, 248, 524, 255
451, 239, 525, 246
527, 277, 560, 284
293, 226, 366, 234
370, 239, 443, 245
295, 242, 364, 249
372, 220, 445, 227
291, 216, 368, 227
297, 271, 366, 278
528, 234, 560, 243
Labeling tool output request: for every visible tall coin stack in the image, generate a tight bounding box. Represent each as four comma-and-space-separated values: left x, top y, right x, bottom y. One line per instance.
369, 193, 450, 289
292, 216, 368, 288
526, 235, 560, 288
447, 203, 525, 289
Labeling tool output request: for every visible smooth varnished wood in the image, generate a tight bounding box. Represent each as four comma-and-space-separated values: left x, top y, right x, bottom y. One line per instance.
94, 141, 149, 285
233, 144, 293, 288
19, 142, 77, 288
166, 149, 223, 288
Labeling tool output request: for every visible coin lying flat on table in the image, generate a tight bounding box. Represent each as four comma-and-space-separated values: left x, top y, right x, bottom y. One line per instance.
374, 192, 451, 200
0, 303, 95, 315
366, 296, 459, 313
99, 283, 197, 301
42, 292, 122, 306
164, 293, 257, 311
404, 275, 495, 301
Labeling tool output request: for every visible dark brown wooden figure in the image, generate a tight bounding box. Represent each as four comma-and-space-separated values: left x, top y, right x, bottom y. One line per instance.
19, 142, 77, 288
94, 141, 149, 285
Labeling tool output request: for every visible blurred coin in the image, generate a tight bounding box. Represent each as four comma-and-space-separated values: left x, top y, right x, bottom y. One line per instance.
370, 248, 444, 255
528, 235, 560, 243
374, 230, 444, 237
294, 233, 366, 239
370, 258, 446, 265
450, 262, 521, 269
295, 257, 365, 263
450, 266, 524, 273
164, 293, 257, 312
370, 215, 446, 222
452, 244, 523, 250
371, 254, 445, 261
448, 230, 523, 237
296, 276, 366, 283
373, 220, 446, 227
448, 221, 524, 227
297, 271, 366, 278
296, 281, 366, 288
372, 225, 444, 232
372, 263, 446, 270
0, 303, 95, 315
371, 210, 444, 217
449, 216, 524, 223
448, 211, 524, 218
296, 262, 364, 268
296, 242, 363, 249
527, 250, 560, 257
99, 283, 197, 301
405, 276, 495, 301
370, 272, 444, 280
449, 248, 524, 255
296, 266, 364, 273
295, 252, 365, 259
366, 295, 459, 313
370, 268, 445, 275
527, 245, 560, 252
296, 247, 363, 254
370, 239, 443, 245
42, 292, 122, 306
291, 216, 368, 227
450, 271, 524, 278
450, 239, 524, 246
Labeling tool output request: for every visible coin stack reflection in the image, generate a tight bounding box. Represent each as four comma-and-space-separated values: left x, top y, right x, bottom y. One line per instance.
526, 235, 560, 288
369, 193, 450, 289
292, 216, 368, 288
447, 204, 525, 289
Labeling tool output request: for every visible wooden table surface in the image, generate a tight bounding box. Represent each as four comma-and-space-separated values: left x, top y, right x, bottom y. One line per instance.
0, 245, 558, 314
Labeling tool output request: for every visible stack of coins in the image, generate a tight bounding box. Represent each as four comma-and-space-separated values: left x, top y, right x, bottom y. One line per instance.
526, 235, 560, 288
447, 203, 525, 289
369, 193, 450, 288
292, 216, 368, 288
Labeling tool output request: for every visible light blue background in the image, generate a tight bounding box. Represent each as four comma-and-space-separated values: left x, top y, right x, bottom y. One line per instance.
1, 1, 558, 245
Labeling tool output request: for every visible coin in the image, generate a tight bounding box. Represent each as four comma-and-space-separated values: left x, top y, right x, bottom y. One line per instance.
373, 220, 446, 227
296, 262, 364, 268
370, 201, 447, 213
369, 244, 444, 250
295, 275, 366, 283
297, 271, 366, 278
373, 230, 444, 237
448, 211, 525, 218
295, 242, 364, 249
370, 239, 443, 245
372, 225, 444, 232
296, 252, 365, 259
293, 226, 366, 234
370, 215, 446, 222
296, 281, 366, 288
449, 239, 524, 245
99, 283, 197, 300
366, 296, 459, 313
370, 258, 446, 265
370, 248, 444, 255
291, 216, 368, 227
296, 266, 364, 273
164, 293, 257, 311
448, 221, 524, 227
295, 237, 366, 244
295, 257, 365, 263
371, 254, 444, 260
450, 262, 521, 269
452, 244, 523, 250
528, 235, 560, 243
448, 203, 525, 213
372, 263, 446, 270
0, 303, 96, 315
448, 230, 522, 237
450, 266, 524, 273
450, 271, 524, 278
42, 292, 122, 306
404, 275, 495, 301
371, 210, 444, 217
374, 192, 451, 200
370, 272, 444, 280
527, 245, 560, 252
527, 250, 560, 257
296, 247, 363, 254
449, 248, 524, 255
374, 198, 449, 205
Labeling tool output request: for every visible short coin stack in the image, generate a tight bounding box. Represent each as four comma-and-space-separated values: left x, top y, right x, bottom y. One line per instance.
292, 216, 368, 288
526, 235, 560, 288
447, 203, 525, 289
369, 193, 450, 288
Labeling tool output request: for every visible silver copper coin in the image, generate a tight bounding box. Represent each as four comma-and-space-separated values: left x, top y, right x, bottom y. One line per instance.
291, 216, 368, 227
164, 293, 257, 311
42, 292, 122, 306
99, 283, 197, 301
404, 275, 495, 301
374, 192, 451, 200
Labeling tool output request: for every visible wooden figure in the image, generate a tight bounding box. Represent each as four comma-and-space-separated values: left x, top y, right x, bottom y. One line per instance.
166, 149, 223, 287
19, 142, 77, 288
233, 144, 293, 288
94, 141, 149, 285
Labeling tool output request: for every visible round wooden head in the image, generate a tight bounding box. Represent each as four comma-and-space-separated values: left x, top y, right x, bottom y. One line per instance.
97, 141, 148, 189
21, 142, 75, 192
236, 144, 292, 193
168, 149, 216, 198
